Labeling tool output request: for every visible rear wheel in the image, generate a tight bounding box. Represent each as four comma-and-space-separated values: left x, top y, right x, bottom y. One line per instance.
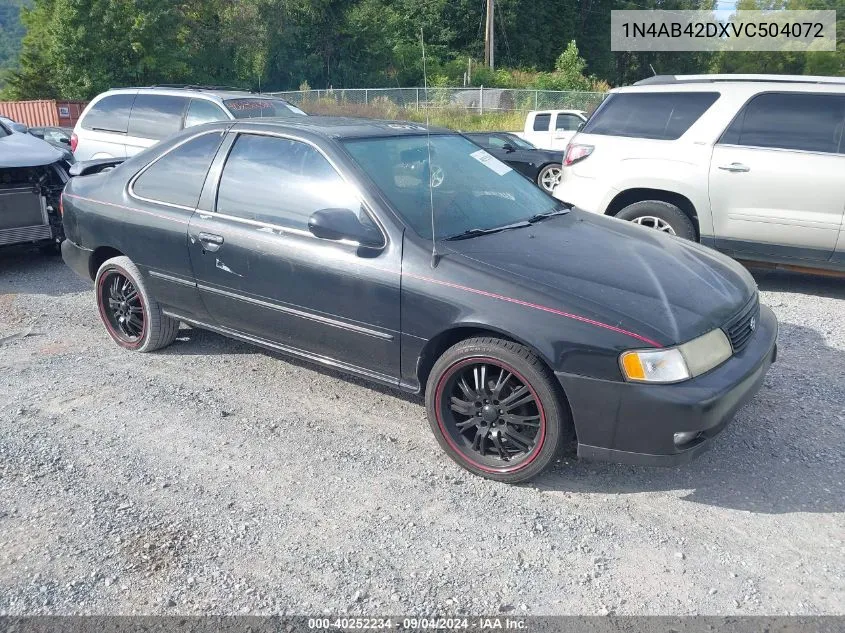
425, 337, 570, 483
537, 164, 562, 194
94, 256, 180, 352
615, 200, 697, 241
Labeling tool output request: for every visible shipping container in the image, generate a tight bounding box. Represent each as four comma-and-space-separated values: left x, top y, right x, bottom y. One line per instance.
0, 100, 88, 128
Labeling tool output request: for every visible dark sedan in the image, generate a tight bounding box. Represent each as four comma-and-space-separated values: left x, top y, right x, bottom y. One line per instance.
465, 132, 563, 194
60, 117, 777, 483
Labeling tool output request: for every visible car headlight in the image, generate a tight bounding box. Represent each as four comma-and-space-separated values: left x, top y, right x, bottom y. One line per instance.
620, 328, 732, 384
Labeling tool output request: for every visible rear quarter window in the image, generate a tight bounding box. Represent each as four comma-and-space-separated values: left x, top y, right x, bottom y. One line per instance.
582, 92, 720, 140
81, 93, 137, 133
131, 131, 224, 208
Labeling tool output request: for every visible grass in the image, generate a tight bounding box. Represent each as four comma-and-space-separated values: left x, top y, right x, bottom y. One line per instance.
296, 98, 526, 132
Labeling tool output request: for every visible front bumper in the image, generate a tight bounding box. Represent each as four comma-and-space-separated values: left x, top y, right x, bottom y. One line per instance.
61, 238, 94, 281
556, 304, 778, 466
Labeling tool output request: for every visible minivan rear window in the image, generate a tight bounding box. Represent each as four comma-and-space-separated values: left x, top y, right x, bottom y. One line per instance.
81, 93, 137, 133
223, 98, 306, 119
581, 92, 720, 140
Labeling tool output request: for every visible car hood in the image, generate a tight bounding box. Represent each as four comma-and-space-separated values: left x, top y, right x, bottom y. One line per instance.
443, 210, 756, 347
0, 132, 66, 168
530, 149, 563, 163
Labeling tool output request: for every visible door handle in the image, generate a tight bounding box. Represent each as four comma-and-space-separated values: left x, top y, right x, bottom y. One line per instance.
197, 232, 224, 252
718, 162, 750, 173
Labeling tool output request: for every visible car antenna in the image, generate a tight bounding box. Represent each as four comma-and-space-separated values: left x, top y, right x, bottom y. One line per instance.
421, 27, 440, 268
649, 63, 658, 76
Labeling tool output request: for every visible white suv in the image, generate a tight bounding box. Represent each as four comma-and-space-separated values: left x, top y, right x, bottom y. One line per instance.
555, 74, 845, 274
72, 86, 306, 161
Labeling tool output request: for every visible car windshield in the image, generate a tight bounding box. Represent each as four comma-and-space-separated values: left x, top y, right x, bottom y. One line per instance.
343, 134, 563, 240
223, 98, 307, 119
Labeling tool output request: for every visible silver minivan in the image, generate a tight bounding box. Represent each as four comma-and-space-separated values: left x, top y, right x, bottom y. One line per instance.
72, 86, 306, 161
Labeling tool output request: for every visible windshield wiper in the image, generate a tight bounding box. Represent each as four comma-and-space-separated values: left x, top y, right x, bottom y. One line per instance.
527, 206, 572, 224
445, 221, 531, 241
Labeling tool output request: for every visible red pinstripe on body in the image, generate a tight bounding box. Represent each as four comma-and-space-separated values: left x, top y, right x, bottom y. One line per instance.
403, 271, 663, 348
63, 193, 189, 225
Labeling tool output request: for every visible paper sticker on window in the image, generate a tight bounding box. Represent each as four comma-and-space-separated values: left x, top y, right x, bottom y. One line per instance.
470, 149, 512, 176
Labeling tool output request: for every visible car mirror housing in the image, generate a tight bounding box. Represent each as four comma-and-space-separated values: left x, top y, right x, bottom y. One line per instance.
308, 208, 384, 248
502, 143, 516, 152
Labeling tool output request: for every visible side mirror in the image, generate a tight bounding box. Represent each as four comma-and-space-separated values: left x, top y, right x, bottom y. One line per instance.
501, 143, 516, 153
577, 122, 585, 131
308, 208, 383, 248
59, 137, 71, 145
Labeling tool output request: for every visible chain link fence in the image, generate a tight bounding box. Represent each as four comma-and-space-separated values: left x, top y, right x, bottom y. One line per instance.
269, 87, 606, 115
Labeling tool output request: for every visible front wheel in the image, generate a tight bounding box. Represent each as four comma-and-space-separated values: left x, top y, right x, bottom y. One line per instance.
425, 337, 571, 483
615, 200, 697, 241
536, 164, 562, 194
94, 256, 180, 352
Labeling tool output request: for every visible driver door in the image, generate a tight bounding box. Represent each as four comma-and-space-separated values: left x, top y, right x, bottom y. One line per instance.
188, 130, 402, 381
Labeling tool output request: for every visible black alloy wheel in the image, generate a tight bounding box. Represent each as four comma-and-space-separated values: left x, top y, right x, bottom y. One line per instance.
99, 270, 145, 344
426, 337, 570, 483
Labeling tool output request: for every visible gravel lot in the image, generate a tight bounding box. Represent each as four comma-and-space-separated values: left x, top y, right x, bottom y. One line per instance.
0, 248, 843, 616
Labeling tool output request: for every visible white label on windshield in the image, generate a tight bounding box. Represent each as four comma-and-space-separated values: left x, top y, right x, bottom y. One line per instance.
470, 149, 512, 176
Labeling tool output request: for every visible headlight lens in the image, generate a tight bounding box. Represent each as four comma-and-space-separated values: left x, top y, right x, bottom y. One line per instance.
620, 348, 690, 383
620, 328, 733, 384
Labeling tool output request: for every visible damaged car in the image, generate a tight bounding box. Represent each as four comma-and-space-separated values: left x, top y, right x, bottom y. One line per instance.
0, 118, 70, 251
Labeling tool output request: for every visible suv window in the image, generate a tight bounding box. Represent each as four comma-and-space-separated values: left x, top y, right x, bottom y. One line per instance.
132, 131, 224, 208
533, 113, 551, 131
582, 92, 719, 140
127, 94, 189, 141
720, 92, 845, 154
555, 114, 582, 131
216, 134, 361, 231
185, 99, 228, 128
81, 93, 137, 133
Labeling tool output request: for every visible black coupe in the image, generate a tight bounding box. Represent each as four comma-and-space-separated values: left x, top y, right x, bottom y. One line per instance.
61, 117, 777, 483
465, 132, 563, 194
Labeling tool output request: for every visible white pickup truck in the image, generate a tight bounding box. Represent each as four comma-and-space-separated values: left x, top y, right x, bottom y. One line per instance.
513, 110, 588, 151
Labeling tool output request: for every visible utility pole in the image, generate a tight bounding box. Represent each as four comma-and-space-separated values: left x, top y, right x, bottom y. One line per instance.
484, 0, 494, 70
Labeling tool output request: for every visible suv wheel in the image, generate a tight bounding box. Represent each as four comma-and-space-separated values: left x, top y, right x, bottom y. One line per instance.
615, 200, 696, 241
95, 256, 180, 352
425, 337, 571, 483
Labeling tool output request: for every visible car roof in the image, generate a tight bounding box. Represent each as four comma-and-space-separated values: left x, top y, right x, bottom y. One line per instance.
619, 74, 845, 95
232, 116, 453, 139
100, 86, 291, 101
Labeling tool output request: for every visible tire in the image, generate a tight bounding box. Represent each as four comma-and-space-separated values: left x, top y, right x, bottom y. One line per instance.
94, 256, 180, 352
425, 336, 571, 483
536, 164, 562, 194
615, 200, 697, 241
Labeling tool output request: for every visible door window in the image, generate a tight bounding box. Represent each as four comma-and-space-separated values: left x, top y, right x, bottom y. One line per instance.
582, 92, 720, 140
720, 92, 845, 154
80, 93, 137, 133
216, 134, 364, 231
132, 131, 225, 208
185, 99, 228, 128
127, 94, 189, 140
555, 114, 582, 131
532, 113, 551, 131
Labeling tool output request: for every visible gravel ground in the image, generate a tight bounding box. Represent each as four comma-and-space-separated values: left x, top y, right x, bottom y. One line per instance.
0, 248, 843, 616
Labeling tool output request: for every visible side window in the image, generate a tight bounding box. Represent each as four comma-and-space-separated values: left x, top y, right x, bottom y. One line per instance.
185, 99, 228, 128
555, 114, 582, 131
81, 94, 136, 133
582, 92, 720, 140
533, 113, 551, 131
720, 92, 845, 154
216, 134, 362, 231
132, 132, 224, 208
127, 94, 189, 141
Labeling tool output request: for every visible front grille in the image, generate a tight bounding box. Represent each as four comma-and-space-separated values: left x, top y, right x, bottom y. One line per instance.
724, 296, 759, 354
